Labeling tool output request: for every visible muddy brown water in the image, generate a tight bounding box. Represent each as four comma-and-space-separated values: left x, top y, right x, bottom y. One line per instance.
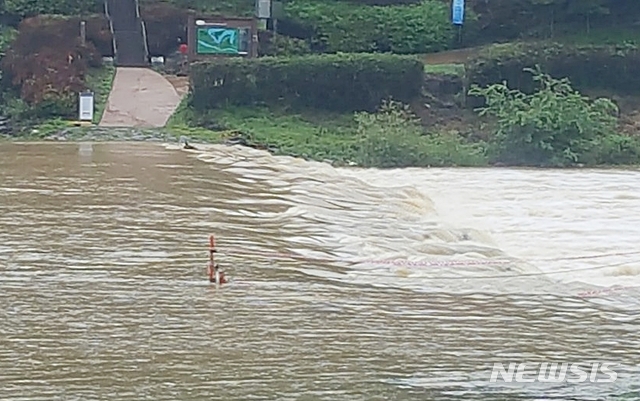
1, 142, 639, 400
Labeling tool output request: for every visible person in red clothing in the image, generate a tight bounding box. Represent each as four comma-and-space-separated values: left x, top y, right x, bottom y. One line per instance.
176, 38, 189, 75
208, 263, 227, 285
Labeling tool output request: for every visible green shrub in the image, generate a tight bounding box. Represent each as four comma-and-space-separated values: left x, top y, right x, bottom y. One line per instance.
355, 100, 487, 167
284, 0, 454, 53
0, 26, 18, 85
190, 53, 424, 113
460, 0, 634, 46
355, 100, 423, 167
326, 0, 420, 4
1, 15, 108, 121
466, 42, 640, 99
0, 27, 18, 54
85, 65, 116, 123
6, 14, 113, 58
0, 91, 76, 125
582, 134, 640, 165
258, 31, 311, 57
4, 0, 101, 16
469, 67, 619, 166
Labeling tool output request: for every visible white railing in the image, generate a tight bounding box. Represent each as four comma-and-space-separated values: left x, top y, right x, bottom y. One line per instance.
134, 0, 150, 62
104, 0, 118, 63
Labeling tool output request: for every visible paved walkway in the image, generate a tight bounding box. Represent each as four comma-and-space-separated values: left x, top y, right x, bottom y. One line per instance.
100, 68, 184, 128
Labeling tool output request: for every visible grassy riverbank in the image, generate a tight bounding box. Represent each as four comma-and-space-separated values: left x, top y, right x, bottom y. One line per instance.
166, 95, 489, 167
170, 59, 640, 168
168, 105, 640, 168
86, 64, 116, 124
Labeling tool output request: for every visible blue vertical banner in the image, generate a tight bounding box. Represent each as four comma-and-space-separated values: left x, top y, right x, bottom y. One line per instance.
452, 0, 465, 25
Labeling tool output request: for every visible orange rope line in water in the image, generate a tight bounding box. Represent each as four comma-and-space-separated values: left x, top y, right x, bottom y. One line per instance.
218, 246, 640, 270
207, 235, 640, 297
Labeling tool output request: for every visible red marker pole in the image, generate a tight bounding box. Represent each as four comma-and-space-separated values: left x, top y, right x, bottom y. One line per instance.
208, 235, 216, 283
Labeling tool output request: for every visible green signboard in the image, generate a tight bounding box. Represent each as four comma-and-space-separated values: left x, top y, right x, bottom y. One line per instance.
196, 27, 249, 55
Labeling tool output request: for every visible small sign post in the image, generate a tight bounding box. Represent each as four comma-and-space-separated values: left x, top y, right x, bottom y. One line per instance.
78, 91, 94, 122
256, 0, 271, 19
451, 0, 465, 43
80, 20, 86, 46
452, 0, 464, 25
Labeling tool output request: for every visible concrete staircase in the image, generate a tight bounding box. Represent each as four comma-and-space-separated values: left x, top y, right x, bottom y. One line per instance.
100, 0, 186, 128
104, 0, 149, 67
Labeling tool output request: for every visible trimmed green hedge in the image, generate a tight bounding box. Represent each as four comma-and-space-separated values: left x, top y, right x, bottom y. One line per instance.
327, 0, 420, 4
190, 53, 424, 112
466, 42, 640, 95
284, 0, 454, 54
139, 0, 254, 17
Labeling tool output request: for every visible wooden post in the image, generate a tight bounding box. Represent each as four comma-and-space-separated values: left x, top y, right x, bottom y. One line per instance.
80, 21, 86, 46
187, 13, 195, 64
250, 17, 258, 58
273, 18, 278, 45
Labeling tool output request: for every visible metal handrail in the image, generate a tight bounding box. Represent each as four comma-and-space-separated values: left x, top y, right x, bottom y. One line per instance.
134, 0, 140, 19
140, 20, 150, 62
104, 0, 118, 64
134, 0, 150, 62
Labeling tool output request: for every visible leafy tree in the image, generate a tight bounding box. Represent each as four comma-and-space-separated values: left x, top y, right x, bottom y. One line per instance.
468, 66, 619, 166
0, 26, 17, 53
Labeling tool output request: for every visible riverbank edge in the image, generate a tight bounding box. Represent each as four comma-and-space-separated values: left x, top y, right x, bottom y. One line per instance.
4, 85, 640, 169
3, 123, 639, 171
5, 45, 640, 168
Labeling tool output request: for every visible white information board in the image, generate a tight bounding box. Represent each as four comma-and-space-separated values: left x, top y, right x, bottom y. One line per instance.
79, 91, 94, 121
256, 0, 271, 19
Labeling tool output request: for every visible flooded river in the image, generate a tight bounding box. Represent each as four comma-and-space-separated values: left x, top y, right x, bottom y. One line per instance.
1, 142, 639, 400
